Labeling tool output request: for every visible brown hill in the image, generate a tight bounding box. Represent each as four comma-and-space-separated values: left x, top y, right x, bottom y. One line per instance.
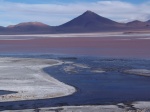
6, 22, 53, 34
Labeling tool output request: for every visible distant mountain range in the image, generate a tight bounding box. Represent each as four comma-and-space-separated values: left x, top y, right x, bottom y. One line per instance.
0, 10, 150, 34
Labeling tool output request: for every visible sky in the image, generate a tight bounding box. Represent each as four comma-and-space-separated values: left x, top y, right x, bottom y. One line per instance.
0, 0, 150, 26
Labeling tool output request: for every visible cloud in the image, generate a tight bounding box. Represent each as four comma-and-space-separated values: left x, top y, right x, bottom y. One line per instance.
0, 0, 150, 26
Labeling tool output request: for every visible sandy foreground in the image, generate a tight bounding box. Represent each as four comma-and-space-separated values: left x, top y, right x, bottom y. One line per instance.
2, 102, 150, 112
0, 57, 75, 102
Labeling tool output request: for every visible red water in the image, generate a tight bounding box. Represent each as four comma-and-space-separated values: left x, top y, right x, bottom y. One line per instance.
0, 37, 150, 59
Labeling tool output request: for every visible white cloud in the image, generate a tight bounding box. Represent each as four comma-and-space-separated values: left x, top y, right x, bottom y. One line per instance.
0, 0, 150, 26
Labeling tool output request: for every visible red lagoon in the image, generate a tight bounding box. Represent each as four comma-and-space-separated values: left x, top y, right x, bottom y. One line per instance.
0, 36, 150, 59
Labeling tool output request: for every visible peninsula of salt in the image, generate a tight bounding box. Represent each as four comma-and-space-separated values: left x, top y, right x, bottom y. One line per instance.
0, 57, 75, 102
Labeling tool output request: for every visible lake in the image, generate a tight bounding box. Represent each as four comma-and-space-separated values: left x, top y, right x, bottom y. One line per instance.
0, 55, 150, 110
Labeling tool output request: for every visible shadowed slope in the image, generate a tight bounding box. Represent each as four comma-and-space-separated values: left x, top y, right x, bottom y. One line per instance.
57, 10, 125, 32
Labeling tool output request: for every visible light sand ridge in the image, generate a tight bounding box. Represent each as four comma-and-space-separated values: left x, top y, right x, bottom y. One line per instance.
0, 32, 150, 40
124, 69, 150, 77
0, 57, 76, 102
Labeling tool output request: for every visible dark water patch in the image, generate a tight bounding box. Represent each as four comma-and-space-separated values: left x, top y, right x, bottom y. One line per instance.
59, 57, 78, 61
43, 57, 150, 105
0, 90, 17, 95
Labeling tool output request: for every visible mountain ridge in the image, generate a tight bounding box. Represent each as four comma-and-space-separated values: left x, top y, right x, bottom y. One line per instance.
0, 10, 150, 34
56, 10, 126, 33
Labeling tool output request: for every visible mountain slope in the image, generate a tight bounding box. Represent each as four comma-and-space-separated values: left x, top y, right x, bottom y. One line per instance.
146, 20, 150, 27
61, 11, 121, 27
57, 10, 125, 32
0, 26, 5, 31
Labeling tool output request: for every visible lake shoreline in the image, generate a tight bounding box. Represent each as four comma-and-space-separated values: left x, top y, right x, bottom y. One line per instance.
2, 102, 150, 112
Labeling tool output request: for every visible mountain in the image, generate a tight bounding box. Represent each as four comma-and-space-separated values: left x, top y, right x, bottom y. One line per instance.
0, 10, 150, 34
147, 20, 150, 23
6, 22, 53, 34
146, 20, 150, 27
126, 20, 148, 27
8, 22, 49, 28
61, 10, 120, 27
0, 26, 5, 31
57, 10, 125, 32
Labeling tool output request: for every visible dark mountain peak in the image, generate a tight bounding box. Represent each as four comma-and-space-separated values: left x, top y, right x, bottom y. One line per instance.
83, 10, 97, 15
85, 10, 93, 13
81, 10, 104, 19
60, 10, 120, 28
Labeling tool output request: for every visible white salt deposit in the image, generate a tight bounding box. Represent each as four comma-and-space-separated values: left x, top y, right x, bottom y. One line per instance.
0, 57, 76, 102
124, 69, 150, 77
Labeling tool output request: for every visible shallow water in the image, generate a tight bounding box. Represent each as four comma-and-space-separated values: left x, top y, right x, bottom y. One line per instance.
0, 91, 17, 96
44, 57, 150, 105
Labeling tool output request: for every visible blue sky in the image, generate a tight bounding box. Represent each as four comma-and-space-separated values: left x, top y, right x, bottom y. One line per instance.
0, 0, 150, 26
4, 0, 149, 4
